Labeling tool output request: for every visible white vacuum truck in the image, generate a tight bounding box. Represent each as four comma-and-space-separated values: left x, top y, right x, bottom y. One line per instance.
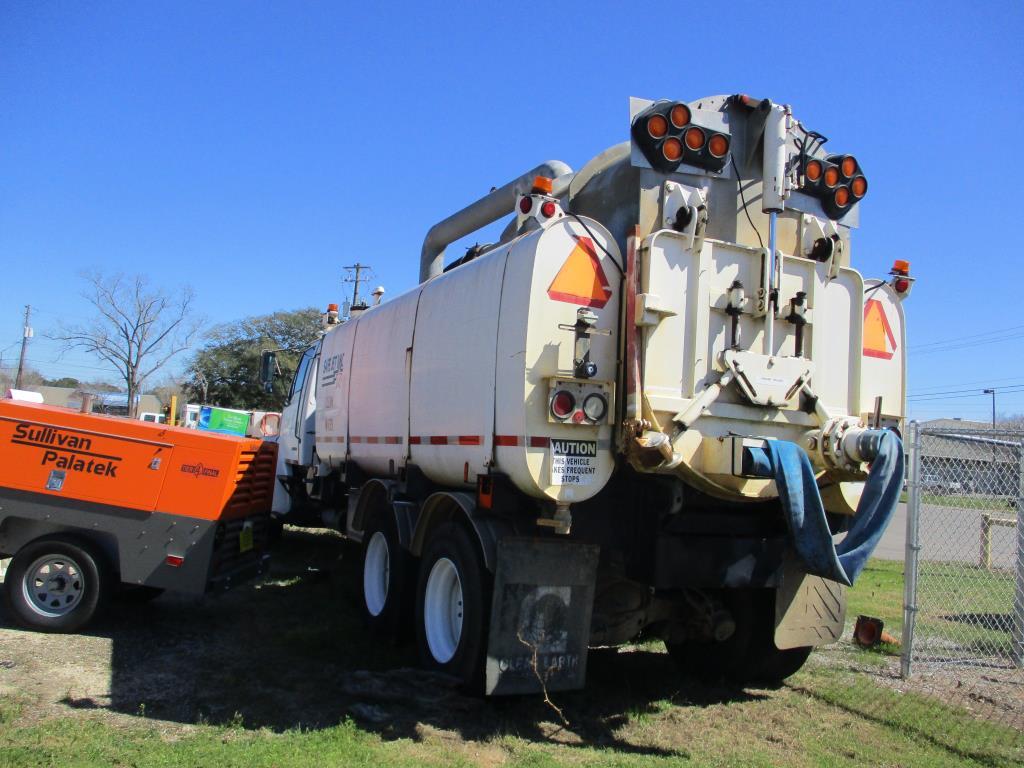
264, 94, 909, 694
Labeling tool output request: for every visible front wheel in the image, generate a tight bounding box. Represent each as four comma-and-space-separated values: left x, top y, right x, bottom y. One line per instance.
3, 537, 109, 633
414, 522, 490, 690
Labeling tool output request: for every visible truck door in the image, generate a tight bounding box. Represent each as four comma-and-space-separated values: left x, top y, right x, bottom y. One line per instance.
278, 343, 318, 468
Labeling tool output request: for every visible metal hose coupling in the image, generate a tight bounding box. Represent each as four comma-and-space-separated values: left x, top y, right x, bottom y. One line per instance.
807, 418, 891, 471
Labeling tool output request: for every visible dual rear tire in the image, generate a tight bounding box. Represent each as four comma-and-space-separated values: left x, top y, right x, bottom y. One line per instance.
359, 517, 489, 689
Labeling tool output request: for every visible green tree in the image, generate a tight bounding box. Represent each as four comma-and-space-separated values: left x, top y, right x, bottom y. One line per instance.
185, 308, 323, 410
45, 376, 81, 388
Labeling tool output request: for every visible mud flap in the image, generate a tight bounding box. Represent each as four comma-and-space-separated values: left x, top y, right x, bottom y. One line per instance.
773, 555, 846, 650
485, 537, 599, 696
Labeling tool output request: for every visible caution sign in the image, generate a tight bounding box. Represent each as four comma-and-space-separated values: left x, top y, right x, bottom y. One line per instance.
547, 237, 612, 309
863, 298, 897, 360
550, 439, 598, 485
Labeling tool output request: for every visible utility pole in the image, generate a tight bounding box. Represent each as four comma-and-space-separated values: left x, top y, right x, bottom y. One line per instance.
15, 305, 32, 389
343, 263, 372, 309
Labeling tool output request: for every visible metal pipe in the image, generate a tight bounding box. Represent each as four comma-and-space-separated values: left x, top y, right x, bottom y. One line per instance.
419, 161, 574, 283
763, 212, 778, 354
902, 421, 922, 678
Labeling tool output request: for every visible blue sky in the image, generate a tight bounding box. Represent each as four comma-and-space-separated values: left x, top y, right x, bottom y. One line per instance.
2, 1, 1022, 422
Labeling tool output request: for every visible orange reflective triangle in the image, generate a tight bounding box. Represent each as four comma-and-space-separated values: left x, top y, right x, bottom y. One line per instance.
547, 237, 612, 309
863, 298, 897, 360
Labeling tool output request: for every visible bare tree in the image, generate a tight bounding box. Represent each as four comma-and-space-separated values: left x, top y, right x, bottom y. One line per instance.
52, 273, 202, 417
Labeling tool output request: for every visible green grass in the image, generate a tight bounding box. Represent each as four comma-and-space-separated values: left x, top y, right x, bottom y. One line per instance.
2, 542, 1022, 768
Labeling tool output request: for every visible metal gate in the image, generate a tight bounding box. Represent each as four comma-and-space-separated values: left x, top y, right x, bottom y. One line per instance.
902, 422, 1024, 727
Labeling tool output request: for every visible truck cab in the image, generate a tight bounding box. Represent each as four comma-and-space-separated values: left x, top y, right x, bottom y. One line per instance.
271, 341, 322, 523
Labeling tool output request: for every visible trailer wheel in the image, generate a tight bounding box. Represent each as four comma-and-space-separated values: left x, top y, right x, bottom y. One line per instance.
3, 537, 109, 633
361, 512, 410, 638
414, 522, 490, 690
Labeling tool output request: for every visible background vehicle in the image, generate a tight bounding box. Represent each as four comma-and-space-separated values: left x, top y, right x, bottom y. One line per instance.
265, 94, 909, 694
0, 396, 276, 632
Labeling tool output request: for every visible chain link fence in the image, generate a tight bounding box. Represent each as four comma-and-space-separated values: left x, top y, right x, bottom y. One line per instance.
902, 422, 1024, 730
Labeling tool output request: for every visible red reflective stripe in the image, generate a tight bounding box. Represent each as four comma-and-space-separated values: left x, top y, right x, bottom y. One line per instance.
429, 435, 448, 445
350, 436, 363, 444
409, 436, 422, 445
366, 436, 380, 444
529, 436, 549, 448
494, 435, 519, 446
385, 436, 402, 445
458, 435, 481, 446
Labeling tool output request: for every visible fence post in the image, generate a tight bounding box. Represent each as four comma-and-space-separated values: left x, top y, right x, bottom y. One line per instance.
1014, 439, 1024, 667
902, 421, 921, 679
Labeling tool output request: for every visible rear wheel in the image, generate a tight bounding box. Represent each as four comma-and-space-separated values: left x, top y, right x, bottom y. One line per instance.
361, 511, 410, 638
665, 589, 813, 685
3, 537, 109, 633
414, 522, 490, 690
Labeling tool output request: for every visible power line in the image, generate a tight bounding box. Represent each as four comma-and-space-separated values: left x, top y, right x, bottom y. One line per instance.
909, 323, 1024, 350
909, 332, 1024, 356
907, 384, 1024, 399
908, 375, 1024, 394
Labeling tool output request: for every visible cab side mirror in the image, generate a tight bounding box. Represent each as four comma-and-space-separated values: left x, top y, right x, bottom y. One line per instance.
259, 351, 278, 393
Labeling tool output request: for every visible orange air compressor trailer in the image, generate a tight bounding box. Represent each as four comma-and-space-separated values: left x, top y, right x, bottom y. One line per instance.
0, 398, 276, 632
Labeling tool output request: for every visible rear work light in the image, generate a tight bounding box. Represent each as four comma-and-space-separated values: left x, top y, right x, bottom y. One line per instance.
631, 100, 731, 173
801, 153, 868, 220
582, 393, 608, 422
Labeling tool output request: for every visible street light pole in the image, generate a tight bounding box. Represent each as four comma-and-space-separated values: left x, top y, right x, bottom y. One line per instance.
983, 388, 996, 429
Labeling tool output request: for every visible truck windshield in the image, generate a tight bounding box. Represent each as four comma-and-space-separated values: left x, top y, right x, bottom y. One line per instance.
288, 346, 317, 404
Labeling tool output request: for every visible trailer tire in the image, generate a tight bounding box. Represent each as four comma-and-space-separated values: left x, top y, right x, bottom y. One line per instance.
3, 536, 109, 633
414, 522, 490, 691
361, 511, 410, 639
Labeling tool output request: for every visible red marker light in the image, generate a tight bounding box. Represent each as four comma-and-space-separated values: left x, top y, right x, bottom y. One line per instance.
551, 390, 575, 419
519, 196, 532, 214
541, 201, 556, 218
166, 555, 184, 567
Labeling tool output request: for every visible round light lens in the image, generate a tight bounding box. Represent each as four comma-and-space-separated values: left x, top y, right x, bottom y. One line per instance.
551, 390, 576, 419
662, 137, 683, 162
519, 197, 532, 214
823, 166, 840, 187
582, 394, 607, 422
708, 134, 729, 158
834, 186, 851, 207
841, 156, 857, 178
670, 103, 690, 128
541, 201, 556, 218
805, 160, 822, 182
647, 114, 669, 139
684, 126, 705, 150
851, 176, 867, 198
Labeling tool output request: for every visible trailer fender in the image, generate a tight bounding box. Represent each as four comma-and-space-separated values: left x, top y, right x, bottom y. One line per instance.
0, 516, 119, 575
409, 491, 510, 573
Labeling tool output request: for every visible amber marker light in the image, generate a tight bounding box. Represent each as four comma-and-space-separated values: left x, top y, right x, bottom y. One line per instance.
834, 186, 851, 207
684, 127, 705, 150
851, 176, 868, 198
708, 134, 729, 158
663, 137, 683, 161
670, 103, 691, 128
805, 159, 823, 182
824, 166, 840, 187
647, 114, 669, 139
841, 155, 858, 178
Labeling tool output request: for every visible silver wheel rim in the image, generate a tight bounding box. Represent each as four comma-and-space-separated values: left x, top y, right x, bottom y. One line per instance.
363, 532, 390, 617
22, 554, 86, 618
424, 556, 463, 664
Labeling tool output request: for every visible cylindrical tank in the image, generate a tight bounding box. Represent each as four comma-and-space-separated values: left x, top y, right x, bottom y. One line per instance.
315, 214, 621, 504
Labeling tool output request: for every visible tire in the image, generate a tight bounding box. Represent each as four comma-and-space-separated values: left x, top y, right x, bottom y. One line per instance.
665, 590, 756, 683
414, 522, 491, 690
666, 590, 813, 685
361, 510, 411, 638
2, 536, 109, 633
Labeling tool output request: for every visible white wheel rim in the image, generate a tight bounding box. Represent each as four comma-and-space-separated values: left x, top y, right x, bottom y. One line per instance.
424, 556, 463, 664
22, 554, 86, 618
363, 532, 390, 617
